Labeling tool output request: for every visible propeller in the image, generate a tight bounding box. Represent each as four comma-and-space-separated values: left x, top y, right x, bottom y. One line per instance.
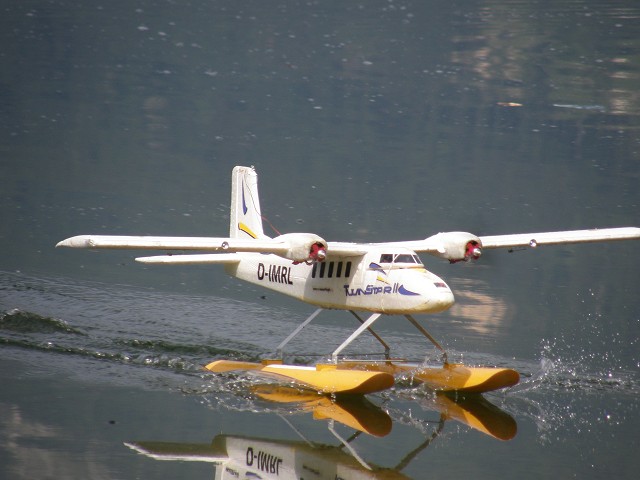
465, 240, 482, 261
308, 242, 327, 263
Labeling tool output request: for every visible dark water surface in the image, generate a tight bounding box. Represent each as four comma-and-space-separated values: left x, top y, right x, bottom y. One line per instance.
1, 1, 639, 478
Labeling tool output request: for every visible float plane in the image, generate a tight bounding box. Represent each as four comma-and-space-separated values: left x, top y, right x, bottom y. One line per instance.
57, 166, 640, 395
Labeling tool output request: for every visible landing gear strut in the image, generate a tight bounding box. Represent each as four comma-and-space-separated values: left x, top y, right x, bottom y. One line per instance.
276, 309, 448, 364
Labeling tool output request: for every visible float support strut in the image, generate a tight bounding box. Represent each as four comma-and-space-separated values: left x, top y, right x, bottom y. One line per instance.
405, 314, 448, 364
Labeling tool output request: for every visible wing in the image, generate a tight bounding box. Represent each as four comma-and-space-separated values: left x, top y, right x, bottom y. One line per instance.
57, 227, 640, 265
57, 233, 330, 263
479, 227, 640, 249
326, 241, 369, 257
366, 227, 640, 262
57, 235, 290, 255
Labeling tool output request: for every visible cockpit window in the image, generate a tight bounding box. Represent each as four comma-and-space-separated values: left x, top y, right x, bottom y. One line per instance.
394, 254, 415, 263
379, 253, 422, 265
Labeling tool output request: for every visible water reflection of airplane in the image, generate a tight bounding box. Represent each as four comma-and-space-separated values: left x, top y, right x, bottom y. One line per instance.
125, 388, 516, 479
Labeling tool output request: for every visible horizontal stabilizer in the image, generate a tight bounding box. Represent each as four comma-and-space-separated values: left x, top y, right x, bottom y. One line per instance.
136, 254, 241, 265
125, 441, 227, 463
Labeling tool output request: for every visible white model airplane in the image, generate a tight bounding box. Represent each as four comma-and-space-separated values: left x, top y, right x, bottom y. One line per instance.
57, 166, 640, 394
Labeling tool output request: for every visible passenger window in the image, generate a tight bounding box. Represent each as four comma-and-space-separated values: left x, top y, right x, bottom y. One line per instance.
313, 261, 347, 278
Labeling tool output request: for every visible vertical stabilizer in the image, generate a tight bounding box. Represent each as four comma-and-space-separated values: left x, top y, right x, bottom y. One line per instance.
230, 166, 267, 239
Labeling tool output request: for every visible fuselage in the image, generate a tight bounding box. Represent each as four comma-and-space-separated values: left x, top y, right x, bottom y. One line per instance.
225, 247, 455, 314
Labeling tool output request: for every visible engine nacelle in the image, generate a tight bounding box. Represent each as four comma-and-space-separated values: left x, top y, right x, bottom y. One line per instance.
274, 233, 328, 264
425, 232, 483, 263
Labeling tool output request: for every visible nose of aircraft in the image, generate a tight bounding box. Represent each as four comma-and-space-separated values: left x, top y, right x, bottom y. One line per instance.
382, 268, 455, 314
422, 271, 455, 313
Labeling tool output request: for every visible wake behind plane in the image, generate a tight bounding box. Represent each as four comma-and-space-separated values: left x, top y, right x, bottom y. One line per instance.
57, 166, 640, 394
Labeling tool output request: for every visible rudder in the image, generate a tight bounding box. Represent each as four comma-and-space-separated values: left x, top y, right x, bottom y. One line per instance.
229, 166, 267, 239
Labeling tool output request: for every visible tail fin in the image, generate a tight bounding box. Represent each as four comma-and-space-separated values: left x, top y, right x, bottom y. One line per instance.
229, 166, 268, 239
